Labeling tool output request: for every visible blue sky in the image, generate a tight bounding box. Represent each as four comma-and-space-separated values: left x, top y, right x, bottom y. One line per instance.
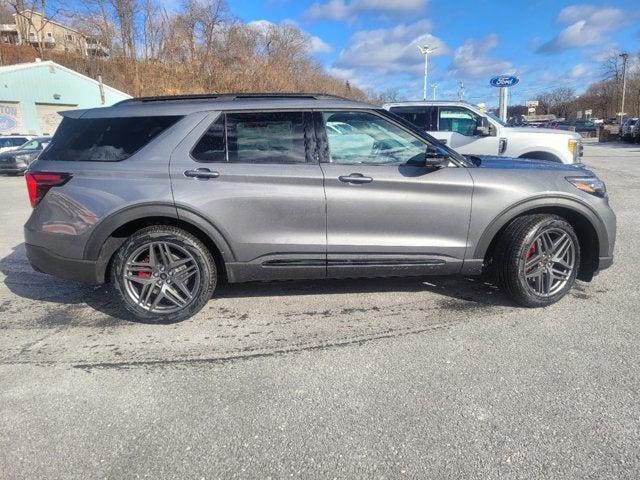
226, 0, 639, 106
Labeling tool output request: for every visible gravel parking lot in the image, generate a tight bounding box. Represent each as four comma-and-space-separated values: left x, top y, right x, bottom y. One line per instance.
1, 142, 639, 479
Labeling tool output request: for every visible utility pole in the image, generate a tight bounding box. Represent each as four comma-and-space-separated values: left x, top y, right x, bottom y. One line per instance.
418, 45, 437, 101
458, 81, 465, 101
620, 52, 629, 119
431, 83, 438, 101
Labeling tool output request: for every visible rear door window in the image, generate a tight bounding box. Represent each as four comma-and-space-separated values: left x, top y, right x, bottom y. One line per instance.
192, 111, 311, 164
40, 116, 182, 161
388, 106, 437, 130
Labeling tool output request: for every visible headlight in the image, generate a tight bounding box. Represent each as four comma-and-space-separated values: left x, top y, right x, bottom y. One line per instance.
568, 139, 582, 159
14, 154, 31, 164
566, 176, 607, 198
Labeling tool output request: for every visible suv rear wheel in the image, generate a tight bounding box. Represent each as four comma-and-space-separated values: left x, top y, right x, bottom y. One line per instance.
495, 214, 580, 307
111, 226, 217, 322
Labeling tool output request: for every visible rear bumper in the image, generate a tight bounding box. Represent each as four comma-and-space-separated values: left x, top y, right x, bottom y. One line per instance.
25, 243, 101, 284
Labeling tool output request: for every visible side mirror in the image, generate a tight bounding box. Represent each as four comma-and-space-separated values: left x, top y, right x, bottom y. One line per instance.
476, 118, 496, 136
423, 145, 450, 168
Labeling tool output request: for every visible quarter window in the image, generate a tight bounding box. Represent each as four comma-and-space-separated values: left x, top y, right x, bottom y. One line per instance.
438, 107, 480, 136
322, 111, 428, 166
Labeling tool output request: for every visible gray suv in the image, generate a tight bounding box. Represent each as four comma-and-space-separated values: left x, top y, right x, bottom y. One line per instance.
24, 94, 616, 322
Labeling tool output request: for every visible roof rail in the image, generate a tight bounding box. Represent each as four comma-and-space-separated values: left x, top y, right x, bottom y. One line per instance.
115, 92, 348, 105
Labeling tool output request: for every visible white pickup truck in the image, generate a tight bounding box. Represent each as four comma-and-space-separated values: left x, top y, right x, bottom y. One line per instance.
383, 101, 583, 164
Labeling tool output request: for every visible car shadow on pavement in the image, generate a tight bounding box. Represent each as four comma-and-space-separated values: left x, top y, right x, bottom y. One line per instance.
0, 243, 513, 324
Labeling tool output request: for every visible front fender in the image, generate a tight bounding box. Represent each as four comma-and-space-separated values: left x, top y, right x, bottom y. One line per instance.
472, 195, 610, 260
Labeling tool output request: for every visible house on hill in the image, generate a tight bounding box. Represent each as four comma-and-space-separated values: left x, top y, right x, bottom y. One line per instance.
0, 10, 109, 57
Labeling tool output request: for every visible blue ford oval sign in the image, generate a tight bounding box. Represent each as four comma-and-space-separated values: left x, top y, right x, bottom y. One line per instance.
0, 115, 17, 133
490, 75, 519, 88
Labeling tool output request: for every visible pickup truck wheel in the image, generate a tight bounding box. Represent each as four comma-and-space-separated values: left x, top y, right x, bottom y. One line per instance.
111, 226, 217, 323
496, 214, 580, 307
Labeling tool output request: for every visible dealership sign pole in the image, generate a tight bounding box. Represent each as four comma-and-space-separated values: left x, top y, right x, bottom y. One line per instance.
490, 75, 519, 122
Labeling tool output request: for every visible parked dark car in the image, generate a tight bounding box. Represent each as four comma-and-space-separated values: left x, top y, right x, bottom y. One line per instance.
0, 136, 52, 175
547, 120, 598, 135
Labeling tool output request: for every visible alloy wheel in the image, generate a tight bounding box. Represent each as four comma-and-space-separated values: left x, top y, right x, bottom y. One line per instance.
522, 227, 576, 297
122, 241, 201, 314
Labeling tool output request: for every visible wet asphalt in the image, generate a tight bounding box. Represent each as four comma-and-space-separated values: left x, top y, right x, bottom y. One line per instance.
1, 142, 639, 479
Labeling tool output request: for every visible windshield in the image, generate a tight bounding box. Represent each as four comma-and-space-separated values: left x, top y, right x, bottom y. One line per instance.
486, 112, 507, 127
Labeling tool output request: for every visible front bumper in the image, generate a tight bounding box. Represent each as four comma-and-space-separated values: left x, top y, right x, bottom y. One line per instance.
25, 243, 101, 284
0, 164, 27, 174
597, 256, 614, 272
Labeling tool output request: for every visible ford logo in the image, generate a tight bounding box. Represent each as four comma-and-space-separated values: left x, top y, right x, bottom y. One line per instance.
0, 114, 17, 132
490, 75, 519, 88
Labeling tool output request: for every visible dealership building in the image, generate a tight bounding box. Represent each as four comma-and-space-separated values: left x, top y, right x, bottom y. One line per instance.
0, 60, 130, 136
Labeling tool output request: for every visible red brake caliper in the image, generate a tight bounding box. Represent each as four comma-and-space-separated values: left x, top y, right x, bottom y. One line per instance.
525, 243, 536, 272
136, 256, 152, 279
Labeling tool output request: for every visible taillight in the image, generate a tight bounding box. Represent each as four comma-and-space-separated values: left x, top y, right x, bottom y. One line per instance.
25, 172, 71, 208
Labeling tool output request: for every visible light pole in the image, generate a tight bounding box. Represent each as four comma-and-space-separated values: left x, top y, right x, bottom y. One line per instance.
620, 52, 629, 119
431, 83, 438, 100
418, 45, 437, 101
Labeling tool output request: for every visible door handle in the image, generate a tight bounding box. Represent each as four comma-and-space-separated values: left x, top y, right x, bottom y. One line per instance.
184, 168, 220, 179
338, 173, 373, 184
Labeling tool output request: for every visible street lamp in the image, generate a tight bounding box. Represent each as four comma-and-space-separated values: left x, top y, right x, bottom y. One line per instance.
620, 52, 629, 119
431, 83, 438, 101
418, 45, 437, 101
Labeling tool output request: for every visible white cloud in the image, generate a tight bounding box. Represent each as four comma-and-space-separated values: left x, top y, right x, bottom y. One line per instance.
247, 19, 332, 54
307, 0, 428, 21
537, 5, 626, 54
334, 20, 448, 74
309, 35, 333, 54
449, 34, 513, 79
570, 63, 588, 78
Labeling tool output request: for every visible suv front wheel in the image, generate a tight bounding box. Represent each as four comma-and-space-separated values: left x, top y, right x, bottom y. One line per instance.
496, 214, 580, 307
111, 226, 217, 322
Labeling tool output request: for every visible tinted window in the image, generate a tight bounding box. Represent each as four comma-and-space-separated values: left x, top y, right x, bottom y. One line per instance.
438, 107, 480, 136
41, 116, 181, 162
388, 106, 437, 130
192, 112, 308, 164
323, 111, 429, 166
0, 138, 27, 148
227, 112, 306, 163
192, 116, 226, 162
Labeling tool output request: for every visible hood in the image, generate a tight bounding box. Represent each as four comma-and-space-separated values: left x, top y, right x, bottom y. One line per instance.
503, 126, 581, 138
470, 155, 590, 172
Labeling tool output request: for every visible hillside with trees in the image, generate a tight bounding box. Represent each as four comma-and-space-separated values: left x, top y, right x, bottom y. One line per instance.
0, 0, 370, 100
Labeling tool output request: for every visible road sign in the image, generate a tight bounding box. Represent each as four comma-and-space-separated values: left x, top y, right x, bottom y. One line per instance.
585, 109, 592, 116
528, 107, 536, 114
490, 75, 519, 88
526, 100, 539, 107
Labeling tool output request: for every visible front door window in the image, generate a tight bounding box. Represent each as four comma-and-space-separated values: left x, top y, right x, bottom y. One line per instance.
438, 107, 480, 136
322, 111, 429, 166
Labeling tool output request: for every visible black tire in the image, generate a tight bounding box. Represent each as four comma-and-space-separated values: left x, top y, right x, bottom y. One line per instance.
111, 226, 217, 323
519, 152, 563, 163
495, 214, 580, 308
